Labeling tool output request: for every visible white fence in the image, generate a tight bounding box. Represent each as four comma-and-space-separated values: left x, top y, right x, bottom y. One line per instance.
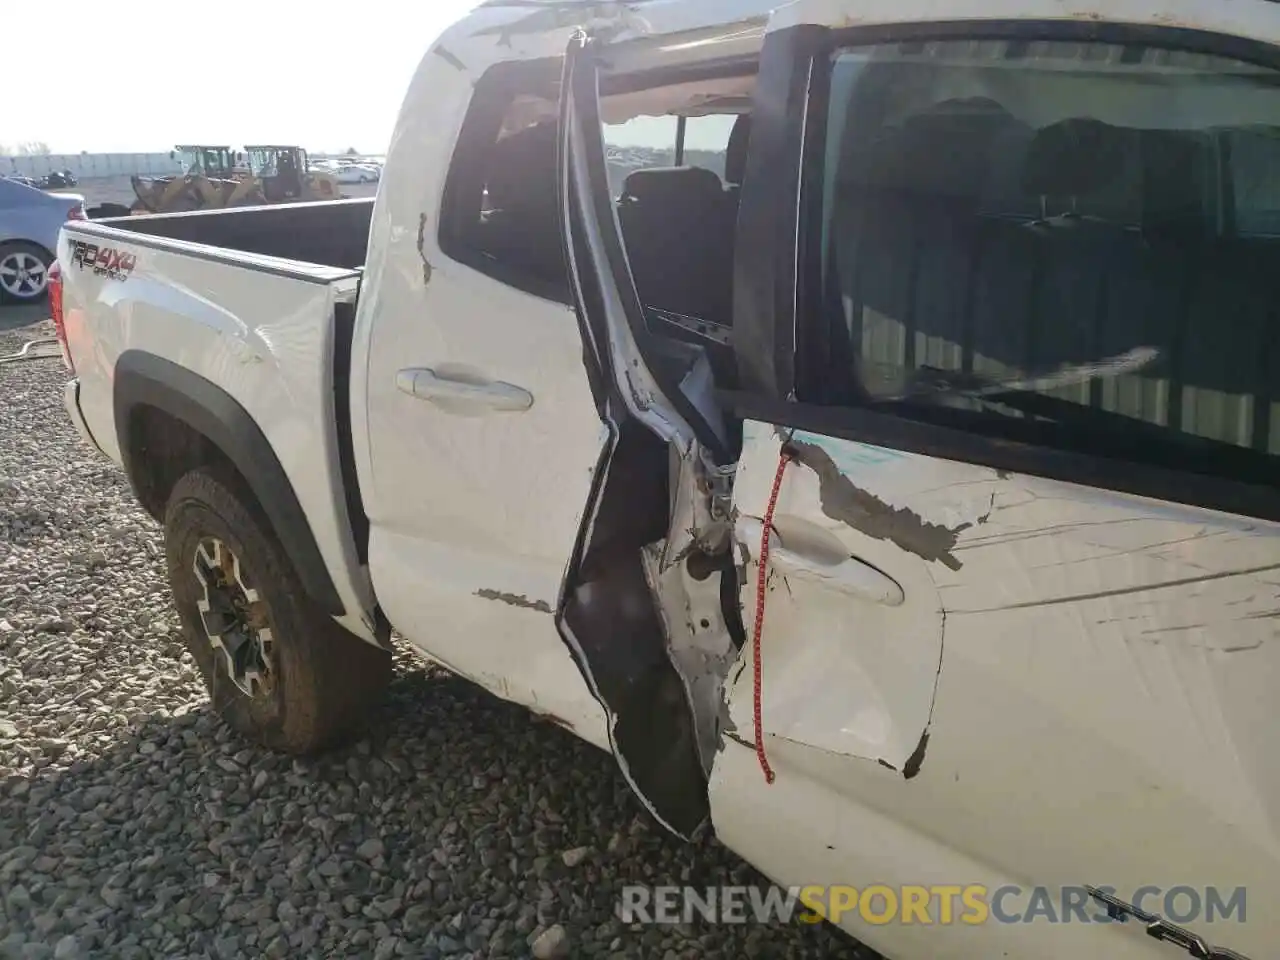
2, 153, 185, 180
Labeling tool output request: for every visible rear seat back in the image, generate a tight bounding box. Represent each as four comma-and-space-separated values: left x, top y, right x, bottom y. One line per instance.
617, 165, 735, 326
829, 102, 1280, 462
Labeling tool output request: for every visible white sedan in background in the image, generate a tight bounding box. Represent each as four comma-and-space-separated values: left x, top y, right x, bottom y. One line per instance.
333, 163, 381, 184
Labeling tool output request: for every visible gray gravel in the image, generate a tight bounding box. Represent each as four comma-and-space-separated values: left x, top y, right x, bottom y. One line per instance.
0, 320, 879, 960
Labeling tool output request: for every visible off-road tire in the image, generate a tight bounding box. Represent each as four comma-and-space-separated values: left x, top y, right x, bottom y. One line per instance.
164, 468, 391, 753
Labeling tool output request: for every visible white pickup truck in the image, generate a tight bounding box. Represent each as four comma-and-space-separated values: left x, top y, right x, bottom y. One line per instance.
54, 0, 1279, 957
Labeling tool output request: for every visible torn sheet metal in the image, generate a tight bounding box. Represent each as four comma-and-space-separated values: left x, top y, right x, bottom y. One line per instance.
725, 422, 950, 772
662, 441, 736, 571
642, 542, 740, 774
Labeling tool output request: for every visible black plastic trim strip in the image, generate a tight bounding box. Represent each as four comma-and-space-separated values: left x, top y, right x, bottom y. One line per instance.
113, 350, 345, 613
732, 24, 826, 401
332, 297, 369, 565
66, 379, 106, 456
824, 19, 1280, 68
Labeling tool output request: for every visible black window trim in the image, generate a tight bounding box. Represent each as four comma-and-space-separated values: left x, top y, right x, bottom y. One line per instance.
437, 57, 572, 305
736, 17, 1280, 524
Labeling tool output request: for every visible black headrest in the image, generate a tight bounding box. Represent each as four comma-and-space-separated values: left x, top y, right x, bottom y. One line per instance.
1021, 118, 1128, 198
725, 114, 752, 186
1138, 129, 1207, 233
848, 97, 1020, 200
485, 121, 559, 213
621, 166, 724, 206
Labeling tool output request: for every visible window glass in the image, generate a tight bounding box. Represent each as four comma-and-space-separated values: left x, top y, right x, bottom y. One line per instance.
603, 112, 740, 195
605, 110, 745, 328
813, 38, 1280, 481
1231, 128, 1280, 236
439, 62, 568, 302
683, 114, 738, 179
605, 115, 678, 197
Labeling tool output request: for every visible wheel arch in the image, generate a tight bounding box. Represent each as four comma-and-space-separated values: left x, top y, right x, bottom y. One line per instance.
113, 349, 344, 616
0, 237, 55, 259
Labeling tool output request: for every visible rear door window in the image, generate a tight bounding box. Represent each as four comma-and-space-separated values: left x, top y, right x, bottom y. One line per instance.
808, 37, 1280, 490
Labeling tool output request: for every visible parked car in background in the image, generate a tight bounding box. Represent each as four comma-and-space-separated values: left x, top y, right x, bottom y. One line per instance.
3, 174, 39, 189
0, 177, 84, 303
333, 163, 381, 184
38, 170, 79, 189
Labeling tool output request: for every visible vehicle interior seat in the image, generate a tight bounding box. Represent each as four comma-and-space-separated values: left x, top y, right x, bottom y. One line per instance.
723, 113, 751, 204
825, 97, 1033, 397
475, 120, 569, 296
826, 93, 1280, 470
616, 164, 736, 328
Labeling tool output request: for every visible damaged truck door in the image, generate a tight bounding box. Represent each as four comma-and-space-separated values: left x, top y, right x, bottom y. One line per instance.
555, 30, 743, 839
727, 427, 952, 776
708, 10, 1280, 957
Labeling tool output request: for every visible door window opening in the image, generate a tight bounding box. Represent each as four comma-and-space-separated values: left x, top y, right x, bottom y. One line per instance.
807, 36, 1280, 490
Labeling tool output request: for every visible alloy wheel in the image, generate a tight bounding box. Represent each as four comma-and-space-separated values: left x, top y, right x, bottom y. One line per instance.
192, 537, 276, 698
0, 250, 48, 300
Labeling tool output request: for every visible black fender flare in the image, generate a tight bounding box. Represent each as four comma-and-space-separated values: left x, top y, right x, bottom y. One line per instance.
113, 350, 344, 615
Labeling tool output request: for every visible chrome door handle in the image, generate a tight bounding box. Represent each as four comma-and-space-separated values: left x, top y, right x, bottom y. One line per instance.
395, 368, 533, 413
738, 517, 905, 606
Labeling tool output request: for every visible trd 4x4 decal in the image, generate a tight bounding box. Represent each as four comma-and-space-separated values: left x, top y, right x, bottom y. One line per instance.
68, 240, 136, 281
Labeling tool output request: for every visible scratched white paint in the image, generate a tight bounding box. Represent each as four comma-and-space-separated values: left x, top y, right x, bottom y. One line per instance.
349, 5, 613, 751
728, 423, 947, 769
723, 419, 1280, 957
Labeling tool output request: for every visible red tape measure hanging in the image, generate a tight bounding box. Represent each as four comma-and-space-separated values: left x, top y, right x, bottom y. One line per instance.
751, 446, 793, 784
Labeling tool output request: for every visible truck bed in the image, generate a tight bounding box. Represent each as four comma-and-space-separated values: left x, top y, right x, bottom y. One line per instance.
58, 198, 379, 649
102, 197, 375, 270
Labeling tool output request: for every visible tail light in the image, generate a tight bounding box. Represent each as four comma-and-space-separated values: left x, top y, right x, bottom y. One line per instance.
67, 204, 86, 220
49, 262, 73, 374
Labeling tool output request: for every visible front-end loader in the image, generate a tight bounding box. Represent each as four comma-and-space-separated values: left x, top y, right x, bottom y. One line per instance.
244, 146, 343, 203
129, 146, 242, 214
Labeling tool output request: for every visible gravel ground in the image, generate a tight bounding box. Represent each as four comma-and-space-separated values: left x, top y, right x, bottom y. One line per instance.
0, 321, 878, 959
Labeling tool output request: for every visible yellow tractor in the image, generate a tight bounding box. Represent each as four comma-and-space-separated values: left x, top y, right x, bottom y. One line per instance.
129, 145, 244, 214
125, 144, 344, 215
244, 145, 343, 203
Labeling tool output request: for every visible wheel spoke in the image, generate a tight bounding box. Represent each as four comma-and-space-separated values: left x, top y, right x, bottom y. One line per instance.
191, 536, 275, 699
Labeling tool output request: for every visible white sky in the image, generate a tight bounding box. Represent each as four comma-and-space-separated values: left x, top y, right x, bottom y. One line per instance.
1, 1, 471, 154
1, 0, 732, 155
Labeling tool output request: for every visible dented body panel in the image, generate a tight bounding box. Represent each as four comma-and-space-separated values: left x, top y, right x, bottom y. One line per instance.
728, 424, 949, 772
718, 423, 1280, 956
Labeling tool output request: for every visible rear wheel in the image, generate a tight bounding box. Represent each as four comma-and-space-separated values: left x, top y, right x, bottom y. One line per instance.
164, 468, 391, 753
0, 241, 52, 304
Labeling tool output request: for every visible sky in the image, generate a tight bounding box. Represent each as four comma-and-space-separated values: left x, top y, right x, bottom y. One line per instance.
1, 0, 733, 156
0, 1, 472, 154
